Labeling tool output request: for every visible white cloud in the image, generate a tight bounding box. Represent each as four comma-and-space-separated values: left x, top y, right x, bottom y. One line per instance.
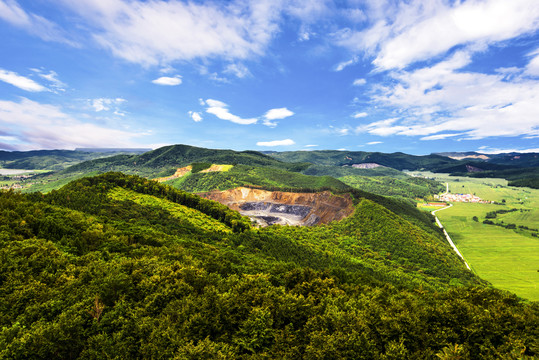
91, 98, 126, 112
526, 49, 539, 76
0, 69, 47, 92
367, 141, 382, 145
152, 76, 182, 86
353, 50, 539, 141
353, 78, 366, 86
338, 0, 539, 71
0, 0, 76, 45
0, 97, 145, 149
189, 111, 202, 122
262, 107, 294, 127
334, 57, 358, 71
256, 139, 295, 146
477, 147, 539, 154
30, 68, 67, 92
60, 0, 284, 66
264, 107, 294, 120
304, 144, 318, 147
224, 63, 251, 78
420, 133, 463, 141
205, 99, 257, 125
204, 100, 294, 126
353, 112, 368, 118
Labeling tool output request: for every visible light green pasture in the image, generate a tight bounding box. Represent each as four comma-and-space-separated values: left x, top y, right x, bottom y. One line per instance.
436, 202, 539, 301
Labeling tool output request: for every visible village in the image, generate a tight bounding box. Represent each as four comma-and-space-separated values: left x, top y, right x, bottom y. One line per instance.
435, 192, 493, 204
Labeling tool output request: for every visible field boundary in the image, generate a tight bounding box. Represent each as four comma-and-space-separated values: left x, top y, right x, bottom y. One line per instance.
432, 204, 471, 270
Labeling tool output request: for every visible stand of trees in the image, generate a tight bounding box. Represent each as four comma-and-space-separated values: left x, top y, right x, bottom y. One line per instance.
0, 173, 537, 359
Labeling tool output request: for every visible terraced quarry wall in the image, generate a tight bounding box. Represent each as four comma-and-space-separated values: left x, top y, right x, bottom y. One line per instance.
199, 187, 354, 226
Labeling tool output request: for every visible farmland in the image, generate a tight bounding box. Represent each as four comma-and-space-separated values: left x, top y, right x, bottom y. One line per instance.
415, 172, 539, 301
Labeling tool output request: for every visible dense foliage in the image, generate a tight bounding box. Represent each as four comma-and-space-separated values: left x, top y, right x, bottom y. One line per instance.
508, 175, 539, 189
270, 150, 459, 171
339, 175, 444, 200
1, 173, 537, 359
453, 167, 539, 189
302, 164, 406, 178
167, 165, 351, 193
0, 149, 143, 171
63, 145, 310, 177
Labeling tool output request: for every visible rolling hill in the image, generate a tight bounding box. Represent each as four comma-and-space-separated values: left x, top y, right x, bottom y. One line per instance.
1, 172, 537, 358
0, 149, 148, 171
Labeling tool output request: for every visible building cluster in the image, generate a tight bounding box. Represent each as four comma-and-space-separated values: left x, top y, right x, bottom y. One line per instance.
1, 183, 23, 190
435, 193, 492, 203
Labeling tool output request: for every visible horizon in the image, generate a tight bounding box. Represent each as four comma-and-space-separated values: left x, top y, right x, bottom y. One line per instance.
1, 0, 539, 154
1, 143, 538, 157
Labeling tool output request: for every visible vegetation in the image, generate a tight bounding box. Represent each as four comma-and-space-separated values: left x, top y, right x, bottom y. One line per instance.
453, 167, 539, 189
166, 164, 351, 193
0, 149, 146, 171
418, 172, 539, 301
339, 175, 444, 200
269, 150, 460, 171
0, 172, 537, 359
302, 164, 406, 177
63, 144, 310, 177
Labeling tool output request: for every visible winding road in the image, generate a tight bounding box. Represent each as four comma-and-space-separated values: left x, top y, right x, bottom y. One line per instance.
432, 201, 472, 271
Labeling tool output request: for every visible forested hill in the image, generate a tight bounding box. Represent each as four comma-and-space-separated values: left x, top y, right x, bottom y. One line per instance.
0, 149, 147, 171
1, 172, 537, 358
62, 144, 309, 176
269, 150, 459, 170
269, 149, 522, 173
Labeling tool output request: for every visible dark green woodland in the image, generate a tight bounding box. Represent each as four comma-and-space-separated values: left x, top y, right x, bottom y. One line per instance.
1, 172, 537, 359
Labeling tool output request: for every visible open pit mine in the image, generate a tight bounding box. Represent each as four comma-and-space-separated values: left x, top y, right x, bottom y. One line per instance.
199, 187, 354, 226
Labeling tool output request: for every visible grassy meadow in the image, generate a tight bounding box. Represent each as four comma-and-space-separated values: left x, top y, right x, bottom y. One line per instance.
415, 172, 539, 301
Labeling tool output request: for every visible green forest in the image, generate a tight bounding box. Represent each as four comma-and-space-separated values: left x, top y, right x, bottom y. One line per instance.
1, 172, 537, 359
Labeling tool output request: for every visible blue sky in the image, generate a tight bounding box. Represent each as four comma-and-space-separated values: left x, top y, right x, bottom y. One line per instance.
0, 0, 539, 154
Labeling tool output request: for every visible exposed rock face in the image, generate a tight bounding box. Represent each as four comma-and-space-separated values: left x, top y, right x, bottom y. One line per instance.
199, 187, 354, 226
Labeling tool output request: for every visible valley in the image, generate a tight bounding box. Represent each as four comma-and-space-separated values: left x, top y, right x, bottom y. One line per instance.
415, 172, 539, 301
0, 145, 538, 358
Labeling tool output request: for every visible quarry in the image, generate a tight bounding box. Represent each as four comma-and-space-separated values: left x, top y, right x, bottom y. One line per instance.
199, 187, 354, 226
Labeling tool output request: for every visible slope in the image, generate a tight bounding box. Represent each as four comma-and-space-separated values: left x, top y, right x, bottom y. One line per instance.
64, 144, 309, 177
0, 149, 148, 171
1, 173, 537, 358
270, 150, 459, 171
165, 164, 351, 193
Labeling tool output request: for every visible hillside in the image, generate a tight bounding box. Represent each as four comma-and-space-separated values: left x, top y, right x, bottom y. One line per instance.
64, 144, 309, 176
164, 164, 351, 193
0, 149, 148, 171
1, 172, 537, 358
270, 150, 459, 171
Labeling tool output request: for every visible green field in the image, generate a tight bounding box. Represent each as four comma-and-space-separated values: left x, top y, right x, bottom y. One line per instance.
415, 172, 539, 301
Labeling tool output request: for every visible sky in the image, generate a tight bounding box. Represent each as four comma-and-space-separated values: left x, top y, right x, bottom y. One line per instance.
1, 0, 539, 155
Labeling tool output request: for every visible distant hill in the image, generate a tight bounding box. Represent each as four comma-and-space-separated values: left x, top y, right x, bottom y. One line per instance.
436, 151, 539, 167
63, 144, 310, 176
75, 147, 151, 153
270, 150, 459, 171
1, 172, 537, 358
0, 149, 150, 171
